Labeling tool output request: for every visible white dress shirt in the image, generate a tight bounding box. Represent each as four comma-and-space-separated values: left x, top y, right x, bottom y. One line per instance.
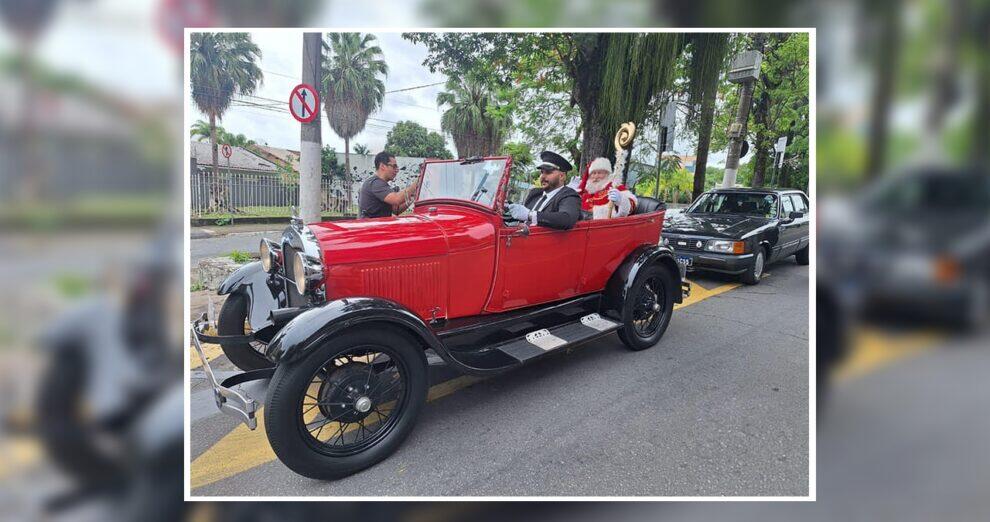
529, 185, 564, 225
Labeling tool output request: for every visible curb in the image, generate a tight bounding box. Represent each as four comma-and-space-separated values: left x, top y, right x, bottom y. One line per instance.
190, 215, 356, 227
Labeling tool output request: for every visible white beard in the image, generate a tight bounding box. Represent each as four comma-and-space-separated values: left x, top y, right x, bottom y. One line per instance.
585, 177, 610, 194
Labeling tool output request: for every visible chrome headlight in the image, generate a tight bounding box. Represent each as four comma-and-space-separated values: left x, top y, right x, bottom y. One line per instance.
292, 251, 323, 292
260, 239, 280, 273
705, 240, 746, 254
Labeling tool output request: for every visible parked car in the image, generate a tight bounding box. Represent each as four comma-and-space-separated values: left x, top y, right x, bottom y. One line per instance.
818, 165, 990, 330
194, 156, 689, 479
661, 188, 811, 284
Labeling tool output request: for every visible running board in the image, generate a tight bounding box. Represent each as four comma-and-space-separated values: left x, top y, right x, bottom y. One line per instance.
494, 313, 620, 363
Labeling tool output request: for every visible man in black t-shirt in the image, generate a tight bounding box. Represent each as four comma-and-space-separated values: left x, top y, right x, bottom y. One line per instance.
359, 151, 419, 218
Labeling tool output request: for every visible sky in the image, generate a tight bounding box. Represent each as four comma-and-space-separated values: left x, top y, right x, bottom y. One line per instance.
191, 32, 450, 155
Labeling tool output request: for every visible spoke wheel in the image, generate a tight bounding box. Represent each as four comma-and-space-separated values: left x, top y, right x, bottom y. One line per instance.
301, 348, 408, 457
265, 327, 428, 480
618, 265, 675, 351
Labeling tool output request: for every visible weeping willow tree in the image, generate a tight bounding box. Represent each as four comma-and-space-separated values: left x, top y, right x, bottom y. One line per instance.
685, 33, 731, 199
561, 33, 683, 181
437, 77, 508, 157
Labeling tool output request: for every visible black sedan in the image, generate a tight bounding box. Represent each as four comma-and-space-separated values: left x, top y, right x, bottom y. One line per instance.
662, 188, 811, 284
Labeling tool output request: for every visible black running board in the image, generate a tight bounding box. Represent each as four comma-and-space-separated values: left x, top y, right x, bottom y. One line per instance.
493, 313, 621, 364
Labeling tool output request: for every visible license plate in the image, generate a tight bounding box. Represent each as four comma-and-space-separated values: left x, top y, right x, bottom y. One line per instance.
676, 255, 693, 267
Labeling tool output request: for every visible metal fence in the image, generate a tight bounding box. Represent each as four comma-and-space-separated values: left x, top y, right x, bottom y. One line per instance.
191, 170, 353, 216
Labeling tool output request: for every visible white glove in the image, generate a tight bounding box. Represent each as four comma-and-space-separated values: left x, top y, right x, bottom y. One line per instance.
608, 188, 621, 203
567, 176, 582, 190
506, 203, 531, 222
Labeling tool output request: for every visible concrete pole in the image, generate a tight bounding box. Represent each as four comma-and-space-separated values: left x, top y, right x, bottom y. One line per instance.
299, 32, 323, 224
721, 78, 756, 188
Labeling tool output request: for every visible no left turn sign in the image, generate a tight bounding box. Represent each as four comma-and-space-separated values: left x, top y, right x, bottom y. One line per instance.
289, 83, 319, 123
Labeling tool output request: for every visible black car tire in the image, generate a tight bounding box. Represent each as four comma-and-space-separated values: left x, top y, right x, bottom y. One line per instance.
741, 249, 766, 285
35, 349, 123, 485
795, 244, 810, 265
617, 264, 675, 351
265, 327, 428, 480
217, 293, 274, 371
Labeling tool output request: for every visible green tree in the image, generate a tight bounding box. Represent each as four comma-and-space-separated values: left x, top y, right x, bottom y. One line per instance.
321, 145, 346, 180
322, 32, 388, 205
190, 32, 262, 211
384, 120, 453, 158
683, 33, 731, 199
352, 143, 370, 155
437, 77, 509, 157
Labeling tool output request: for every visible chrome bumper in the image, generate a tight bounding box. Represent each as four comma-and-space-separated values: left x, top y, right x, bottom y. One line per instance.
191, 314, 271, 430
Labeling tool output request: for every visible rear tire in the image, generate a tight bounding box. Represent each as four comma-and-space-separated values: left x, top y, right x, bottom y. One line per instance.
217, 293, 273, 371
741, 249, 766, 285
617, 265, 675, 351
265, 327, 428, 480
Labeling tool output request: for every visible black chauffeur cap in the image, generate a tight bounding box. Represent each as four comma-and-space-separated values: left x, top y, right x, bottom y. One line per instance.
535, 150, 573, 173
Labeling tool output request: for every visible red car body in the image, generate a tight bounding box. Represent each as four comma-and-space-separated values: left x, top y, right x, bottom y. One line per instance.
308, 157, 665, 320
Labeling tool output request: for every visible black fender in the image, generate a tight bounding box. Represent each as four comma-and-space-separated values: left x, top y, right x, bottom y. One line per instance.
217, 261, 283, 330
265, 297, 458, 369
601, 244, 684, 320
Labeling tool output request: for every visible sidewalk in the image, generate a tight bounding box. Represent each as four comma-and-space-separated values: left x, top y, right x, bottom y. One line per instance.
192, 222, 286, 239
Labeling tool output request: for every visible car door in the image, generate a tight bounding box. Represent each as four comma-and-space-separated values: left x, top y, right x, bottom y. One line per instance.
776, 194, 800, 258
486, 221, 589, 312
789, 193, 811, 253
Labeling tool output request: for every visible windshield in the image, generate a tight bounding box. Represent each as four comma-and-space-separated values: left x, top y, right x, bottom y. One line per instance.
865, 172, 990, 213
688, 192, 779, 218
417, 158, 508, 208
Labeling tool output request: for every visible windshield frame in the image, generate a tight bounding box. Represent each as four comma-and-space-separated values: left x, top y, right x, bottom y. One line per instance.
687, 190, 780, 218
414, 156, 513, 214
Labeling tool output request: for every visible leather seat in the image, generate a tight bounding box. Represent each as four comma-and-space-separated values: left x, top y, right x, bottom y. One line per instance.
633, 196, 665, 215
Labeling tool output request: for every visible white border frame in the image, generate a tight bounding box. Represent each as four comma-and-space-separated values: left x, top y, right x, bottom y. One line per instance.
183, 27, 817, 502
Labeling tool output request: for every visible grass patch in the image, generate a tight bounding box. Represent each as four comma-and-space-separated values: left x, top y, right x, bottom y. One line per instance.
190, 281, 205, 292
52, 273, 90, 298
229, 250, 252, 263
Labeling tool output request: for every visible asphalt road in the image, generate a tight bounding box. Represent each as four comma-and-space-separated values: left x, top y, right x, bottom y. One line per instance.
189, 260, 810, 497
191, 228, 281, 263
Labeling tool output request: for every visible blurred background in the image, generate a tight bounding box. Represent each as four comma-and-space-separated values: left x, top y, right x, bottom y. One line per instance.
0, 0, 987, 520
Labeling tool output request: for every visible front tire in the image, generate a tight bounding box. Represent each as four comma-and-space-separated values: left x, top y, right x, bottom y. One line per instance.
617, 265, 676, 351
264, 327, 428, 480
217, 293, 273, 371
741, 249, 766, 285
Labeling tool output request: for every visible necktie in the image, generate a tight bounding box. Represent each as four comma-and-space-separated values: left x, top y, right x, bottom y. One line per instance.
532, 193, 548, 211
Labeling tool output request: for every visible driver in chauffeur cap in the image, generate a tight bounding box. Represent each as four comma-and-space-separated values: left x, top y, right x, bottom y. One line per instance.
505, 151, 581, 230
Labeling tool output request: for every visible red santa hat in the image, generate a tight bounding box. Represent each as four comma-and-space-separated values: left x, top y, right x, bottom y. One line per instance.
578, 157, 612, 192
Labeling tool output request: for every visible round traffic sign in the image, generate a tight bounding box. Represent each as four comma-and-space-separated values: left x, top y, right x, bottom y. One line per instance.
289, 83, 319, 123
221, 143, 232, 158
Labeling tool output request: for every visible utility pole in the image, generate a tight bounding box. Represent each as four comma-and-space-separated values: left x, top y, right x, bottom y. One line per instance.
722, 44, 764, 188
298, 32, 323, 224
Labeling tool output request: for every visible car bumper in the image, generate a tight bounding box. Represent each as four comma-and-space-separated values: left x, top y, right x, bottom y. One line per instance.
191, 314, 271, 430
673, 250, 755, 275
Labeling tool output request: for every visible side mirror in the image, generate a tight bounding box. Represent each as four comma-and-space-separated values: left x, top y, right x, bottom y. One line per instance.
789, 211, 804, 220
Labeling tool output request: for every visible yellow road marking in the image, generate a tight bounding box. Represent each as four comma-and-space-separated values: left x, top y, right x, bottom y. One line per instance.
833, 328, 941, 382
191, 282, 738, 490
190, 343, 224, 370
0, 437, 42, 480
191, 375, 483, 490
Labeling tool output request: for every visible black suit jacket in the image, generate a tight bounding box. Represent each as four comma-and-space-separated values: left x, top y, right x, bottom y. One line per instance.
523, 186, 581, 230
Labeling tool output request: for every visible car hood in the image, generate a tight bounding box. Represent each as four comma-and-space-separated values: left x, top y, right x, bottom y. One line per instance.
664, 212, 773, 239
308, 215, 448, 265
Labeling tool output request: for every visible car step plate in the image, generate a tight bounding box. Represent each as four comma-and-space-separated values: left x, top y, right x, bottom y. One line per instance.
580, 313, 618, 332
526, 329, 567, 351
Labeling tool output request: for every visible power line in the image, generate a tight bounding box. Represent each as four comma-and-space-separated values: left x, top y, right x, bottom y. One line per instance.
385, 81, 445, 94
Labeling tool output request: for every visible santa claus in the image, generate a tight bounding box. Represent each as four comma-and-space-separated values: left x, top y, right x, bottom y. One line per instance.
574, 157, 637, 219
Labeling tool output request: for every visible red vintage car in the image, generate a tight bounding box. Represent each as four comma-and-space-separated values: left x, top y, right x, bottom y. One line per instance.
192, 156, 689, 479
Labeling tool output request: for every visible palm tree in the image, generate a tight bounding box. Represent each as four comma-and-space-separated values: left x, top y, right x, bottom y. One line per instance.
322, 33, 388, 207
436, 77, 508, 157
190, 32, 262, 211
190, 119, 214, 142
353, 143, 370, 155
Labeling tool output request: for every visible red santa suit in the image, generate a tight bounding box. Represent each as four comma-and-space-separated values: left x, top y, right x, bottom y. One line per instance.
575, 161, 637, 218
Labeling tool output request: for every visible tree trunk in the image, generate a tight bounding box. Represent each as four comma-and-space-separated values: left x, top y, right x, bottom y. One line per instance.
973, 16, 990, 168
344, 136, 352, 215
693, 93, 716, 200
751, 84, 771, 187
865, 3, 902, 178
